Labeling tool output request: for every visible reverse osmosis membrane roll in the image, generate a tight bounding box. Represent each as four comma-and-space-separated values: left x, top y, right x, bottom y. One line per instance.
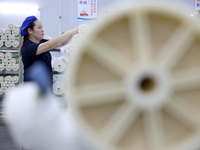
1, 35, 7, 41
0, 88, 4, 95
11, 40, 19, 48
1, 82, 7, 88
5, 40, 12, 48
9, 58, 16, 65
5, 76, 12, 83
4, 29, 11, 35
78, 24, 90, 36
12, 64, 19, 71
8, 83, 15, 88
72, 34, 83, 45
0, 29, 4, 35
5, 52, 12, 59
0, 53, 4, 59
65, 44, 77, 56
53, 81, 65, 96
0, 40, 3, 47
8, 24, 19, 30
0, 64, 4, 71
0, 76, 3, 83
5, 64, 12, 71
2, 58, 8, 65
12, 76, 19, 83
8, 35, 15, 41
11, 29, 19, 36
52, 57, 67, 73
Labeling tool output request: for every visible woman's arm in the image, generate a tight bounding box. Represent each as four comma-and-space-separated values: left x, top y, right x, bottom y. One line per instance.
36, 26, 79, 55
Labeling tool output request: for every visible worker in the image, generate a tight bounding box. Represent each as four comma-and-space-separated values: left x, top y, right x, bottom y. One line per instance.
20, 16, 79, 90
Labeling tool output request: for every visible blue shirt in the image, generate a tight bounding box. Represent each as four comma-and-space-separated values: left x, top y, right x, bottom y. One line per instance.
22, 38, 53, 87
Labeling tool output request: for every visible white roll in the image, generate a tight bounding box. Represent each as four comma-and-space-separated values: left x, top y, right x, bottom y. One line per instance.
8, 24, 19, 30
8, 34, 15, 41
0, 52, 4, 59
2, 58, 8, 65
0, 76, 3, 83
5, 40, 12, 47
78, 24, 90, 36
8, 83, 15, 88
12, 29, 19, 36
72, 34, 83, 45
5, 64, 12, 71
0, 64, 4, 71
0, 29, 4, 35
0, 40, 4, 47
1, 82, 7, 88
12, 76, 19, 83
5, 29, 11, 35
65, 44, 77, 56
0, 87, 4, 95
9, 58, 16, 65
12, 64, 19, 71
5, 52, 12, 59
53, 81, 65, 96
5, 76, 12, 83
52, 57, 67, 73
1, 35, 7, 41
11, 40, 19, 48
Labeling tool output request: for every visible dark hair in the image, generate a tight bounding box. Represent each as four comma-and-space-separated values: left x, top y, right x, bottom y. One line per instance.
20, 21, 36, 56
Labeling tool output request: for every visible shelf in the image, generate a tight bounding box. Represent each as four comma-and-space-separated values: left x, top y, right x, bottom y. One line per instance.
0, 48, 19, 52
0, 71, 19, 74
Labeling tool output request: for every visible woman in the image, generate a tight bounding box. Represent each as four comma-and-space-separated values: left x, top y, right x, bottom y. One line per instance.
20, 16, 79, 90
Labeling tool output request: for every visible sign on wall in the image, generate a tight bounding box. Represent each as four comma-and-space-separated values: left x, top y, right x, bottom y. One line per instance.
195, 0, 200, 11
77, 0, 97, 21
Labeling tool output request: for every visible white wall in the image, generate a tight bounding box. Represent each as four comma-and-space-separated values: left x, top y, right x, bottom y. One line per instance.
0, 0, 196, 37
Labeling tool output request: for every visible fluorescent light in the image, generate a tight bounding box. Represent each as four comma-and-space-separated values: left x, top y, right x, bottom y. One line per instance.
0, 3, 39, 15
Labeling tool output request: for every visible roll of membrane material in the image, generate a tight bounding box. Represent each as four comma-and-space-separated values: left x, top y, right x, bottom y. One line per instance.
5, 76, 12, 83
8, 35, 15, 41
1, 35, 7, 41
72, 34, 83, 45
5, 40, 12, 48
12, 76, 19, 83
1, 82, 7, 88
8, 24, 19, 30
12, 40, 19, 48
0, 64, 4, 71
9, 58, 16, 65
5, 52, 12, 59
0, 53, 4, 59
67, 3, 200, 150
0, 76, 3, 83
78, 24, 90, 36
2, 59, 8, 65
0, 29, 4, 35
5, 64, 12, 71
0, 88, 4, 95
0, 40, 4, 47
4, 29, 11, 35
12, 64, 19, 71
65, 44, 77, 56
52, 57, 67, 73
8, 83, 15, 88
11, 29, 19, 36
53, 81, 65, 96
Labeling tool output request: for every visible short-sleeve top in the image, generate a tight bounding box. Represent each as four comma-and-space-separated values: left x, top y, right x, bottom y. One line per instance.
22, 38, 53, 86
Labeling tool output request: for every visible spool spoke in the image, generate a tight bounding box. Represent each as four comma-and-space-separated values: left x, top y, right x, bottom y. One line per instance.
164, 95, 200, 129
74, 81, 126, 107
172, 68, 200, 91
129, 11, 153, 62
143, 109, 165, 150
100, 102, 139, 145
86, 36, 132, 78
157, 24, 195, 69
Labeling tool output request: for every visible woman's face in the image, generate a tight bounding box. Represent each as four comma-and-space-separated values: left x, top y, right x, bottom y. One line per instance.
30, 20, 44, 41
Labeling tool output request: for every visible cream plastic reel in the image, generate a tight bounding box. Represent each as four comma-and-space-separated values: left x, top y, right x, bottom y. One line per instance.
67, 4, 200, 150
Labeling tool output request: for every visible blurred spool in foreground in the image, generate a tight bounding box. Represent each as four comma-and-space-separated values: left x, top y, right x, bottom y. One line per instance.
53, 81, 65, 96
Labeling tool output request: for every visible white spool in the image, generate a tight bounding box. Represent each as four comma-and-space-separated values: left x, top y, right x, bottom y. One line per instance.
52, 57, 67, 73
9, 58, 16, 65
0, 64, 4, 71
0, 87, 4, 95
12, 76, 19, 83
0, 29, 4, 35
12, 29, 19, 36
12, 64, 19, 71
53, 81, 65, 96
78, 24, 90, 36
0, 76, 3, 83
5, 64, 12, 71
11, 40, 19, 48
65, 44, 77, 56
72, 34, 83, 45
1, 82, 7, 88
5, 40, 12, 48
0, 40, 4, 47
5, 76, 12, 83
1, 35, 7, 41
5, 52, 12, 59
8, 83, 15, 88
5, 29, 11, 35
0, 53, 4, 59
8, 34, 15, 41
8, 24, 19, 30
2, 58, 8, 65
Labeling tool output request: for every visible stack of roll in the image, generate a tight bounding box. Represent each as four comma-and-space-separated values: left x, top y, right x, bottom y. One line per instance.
0, 75, 19, 95
0, 52, 19, 72
0, 24, 20, 48
52, 57, 68, 73
52, 75, 66, 96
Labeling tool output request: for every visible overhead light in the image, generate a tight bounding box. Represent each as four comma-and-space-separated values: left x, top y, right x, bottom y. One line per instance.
0, 3, 39, 15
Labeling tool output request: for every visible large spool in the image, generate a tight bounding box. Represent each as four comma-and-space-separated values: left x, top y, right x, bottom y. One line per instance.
67, 3, 200, 150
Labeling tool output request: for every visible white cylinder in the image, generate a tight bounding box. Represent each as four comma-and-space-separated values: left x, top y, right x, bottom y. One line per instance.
53, 81, 65, 96
5, 76, 12, 83
0, 40, 4, 47
1, 35, 7, 41
65, 44, 77, 56
12, 76, 19, 83
0, 53, 4, 59
52, 57, 67, 73
1, 82, 7, 88
8, 83, 15, 88
12, 64, 19, 71
11, 40, 19, 48
4, 29, 11, 35
8, 34, 15, 41
2, 59, 8, 65
12, 29, 19, 36
9, 58, 16, 65
0, 87, 4, 95
8, 24, 19, 30
5, 64, 12, 71
72, 34, 83, 45
0, 64, 4, 71
78, 24, 90, 36
5, 40, 12, 47
0, 76, 3, 83
0, 29, 4, 35
5, 52, 12, 59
